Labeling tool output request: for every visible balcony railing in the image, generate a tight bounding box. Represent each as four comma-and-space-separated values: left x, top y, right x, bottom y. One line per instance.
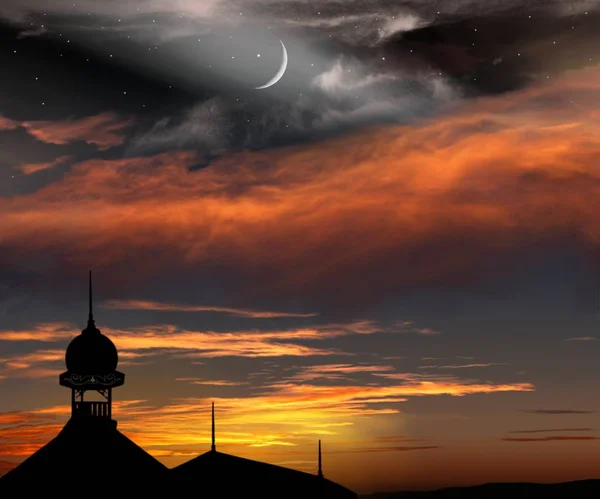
74, 401, 109, 417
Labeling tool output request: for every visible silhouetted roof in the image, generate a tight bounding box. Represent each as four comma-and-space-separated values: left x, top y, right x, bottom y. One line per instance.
0, 416, 170, 494
172, 448, 357, 498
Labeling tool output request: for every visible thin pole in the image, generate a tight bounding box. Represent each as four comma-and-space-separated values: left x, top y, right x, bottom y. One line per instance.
318, 439, 323, 477
211, 401, 216, 451
88, 270, 94, 324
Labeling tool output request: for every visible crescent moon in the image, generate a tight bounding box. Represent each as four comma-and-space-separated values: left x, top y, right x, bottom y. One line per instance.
255, 40, 288, 90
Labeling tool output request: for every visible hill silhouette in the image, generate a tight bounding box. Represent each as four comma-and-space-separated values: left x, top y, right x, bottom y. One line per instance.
361, 479, 600, 499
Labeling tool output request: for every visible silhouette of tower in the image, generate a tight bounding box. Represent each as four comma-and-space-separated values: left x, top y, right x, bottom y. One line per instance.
211, 401, 216, 451
59, 271, 124, 420
318, 439, 324, 478
1, 272, 169, 494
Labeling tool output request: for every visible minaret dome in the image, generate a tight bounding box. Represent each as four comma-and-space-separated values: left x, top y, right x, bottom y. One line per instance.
64, 271, 118, 374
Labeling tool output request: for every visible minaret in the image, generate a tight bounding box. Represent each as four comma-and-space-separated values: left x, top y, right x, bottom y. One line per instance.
59, 271, 125, 421
318, 439, 324, 478
211, 401, 216, 451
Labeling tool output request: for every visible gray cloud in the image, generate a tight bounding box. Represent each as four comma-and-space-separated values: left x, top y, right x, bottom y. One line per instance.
2, 1, 594, 41
127, 55, 460, 156
3, 0, 596, 162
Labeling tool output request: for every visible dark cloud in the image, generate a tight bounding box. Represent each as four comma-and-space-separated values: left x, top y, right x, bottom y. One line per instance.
502, 436, 600, 442
522, 410, 597, 415
2, 0, 598, 161
507, 428, 593, 433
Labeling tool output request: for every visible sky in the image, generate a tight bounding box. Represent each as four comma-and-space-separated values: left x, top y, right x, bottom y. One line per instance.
1, 0, 600, 494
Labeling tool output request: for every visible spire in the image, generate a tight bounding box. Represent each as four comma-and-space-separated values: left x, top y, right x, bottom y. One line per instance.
318, 439, 323, 478
211, 401, 216, 451
88, 270, 94, 326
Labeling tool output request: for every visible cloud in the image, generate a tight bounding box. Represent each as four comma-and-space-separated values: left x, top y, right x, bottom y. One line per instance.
522, 410, 596, 415
14, 155, 72, 175
283, 10, 425, 47
0, 345, 156, 380
507, 428, 593, 434
0, 323, 76, 342
0, 323, 343, 360
0, 460, 18, 477
282, 363, 396, 382
0, 114, 19, 131
1, 0, 588, 44
311, 57, 399, 95
0, 374, 533, 461
332, 445, 440, 453
128, 67, 459, 156
418, 363, 507, 369
564, 336, 596, 341
0, 320, 435, 375
2, 67, 600, 308
502, 436, 600, 442
20, 112, 134, 150
129, 97, 234, 156
17, 26, 48, 38
175, 378, 249, 386
101, 299, 318, 318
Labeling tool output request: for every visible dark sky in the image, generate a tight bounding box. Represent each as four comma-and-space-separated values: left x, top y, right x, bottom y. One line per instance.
1, 0, 600, 494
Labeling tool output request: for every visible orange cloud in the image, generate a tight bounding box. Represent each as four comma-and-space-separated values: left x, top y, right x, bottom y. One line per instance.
175, 378, 249, 386
19, 112, 133, 150
102, 299, 318, 318
0, 320, 435, 366
0, 371, 533, 464
2, 67, 600, 307
0, 114, 19, 131
284, 363, 396, 382
0, 323, 77, 342
0, 346, 153, 380
15, 155, 72, 175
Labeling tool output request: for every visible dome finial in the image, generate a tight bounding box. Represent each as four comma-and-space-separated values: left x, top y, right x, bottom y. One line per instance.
88, 270, 94, 326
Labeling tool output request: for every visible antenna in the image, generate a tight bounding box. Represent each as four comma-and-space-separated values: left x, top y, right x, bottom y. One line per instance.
211, 401, 216, 451
318, 439, 323, 478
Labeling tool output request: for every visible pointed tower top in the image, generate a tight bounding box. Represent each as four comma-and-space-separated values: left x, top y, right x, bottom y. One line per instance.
211, 401, 216, 451
88, 270, 94, 326
318, 439, 323, 478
